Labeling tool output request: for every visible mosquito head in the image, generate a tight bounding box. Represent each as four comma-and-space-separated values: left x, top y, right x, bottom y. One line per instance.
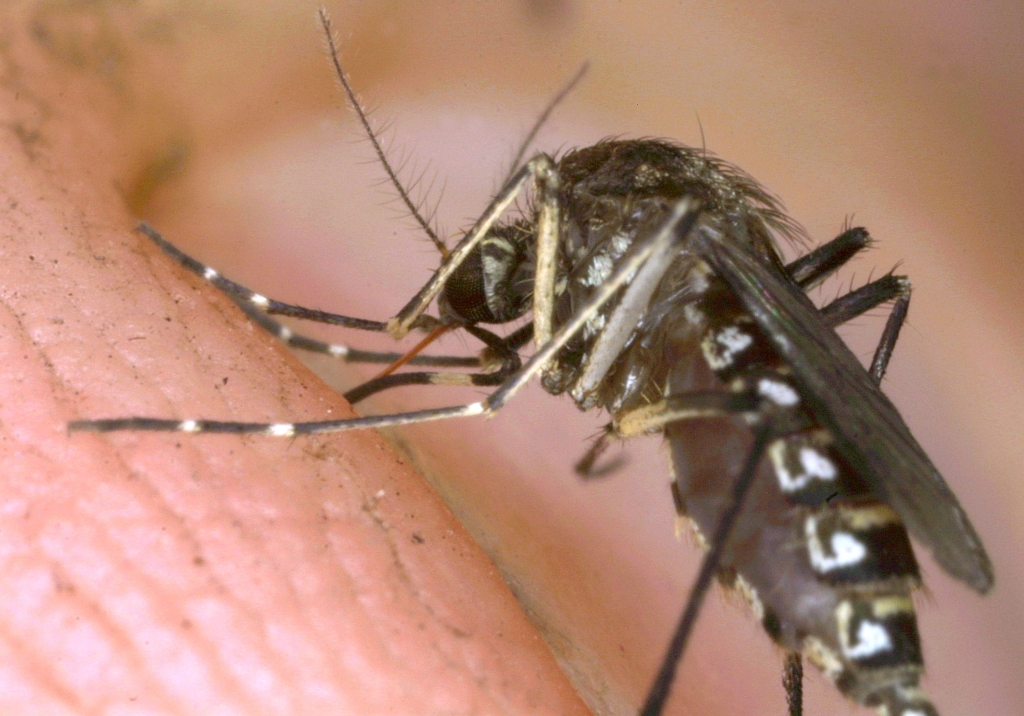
438, 222, 535, 326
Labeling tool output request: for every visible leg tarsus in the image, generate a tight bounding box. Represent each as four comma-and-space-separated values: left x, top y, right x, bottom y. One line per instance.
77, 199, 702, 438
869, 281, 911, 384
614, 390, 759, 439
819, 273, 908, 329
344, 324, 521, 404
343, 364, 510, 405
783, 651, 803, 716
136, 223, 391, 331
234, 296, 478, 367
786, 227, 871, 289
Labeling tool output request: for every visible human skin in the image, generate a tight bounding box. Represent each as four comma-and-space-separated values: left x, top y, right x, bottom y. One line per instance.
0, 3, 591, 715
2, 2, 1022, 716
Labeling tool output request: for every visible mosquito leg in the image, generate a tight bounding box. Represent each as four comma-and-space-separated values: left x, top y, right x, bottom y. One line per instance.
613, 391, 760, 438
575, 388, 759, 478
574, 430, 610, 477
783, 651, 804, 716
585, 387, 774, 716
815, 273, 911, 383
388, 154, 556, 339
71, 199, 701, 436
531, 151, 561, 354
136, 223, 404, 332
867, 281, 911, 384
785, 227, 871, 289
789, 225, 914, 382
234, 298, 480, 368
575, 387, 756, 478
669, 481, 691, 539
68, 404, 489, 436
342, 368, 508, 405
819, 274, 910, 329
572, 213, 701, 402
139, 223, 472, 366
480, 322, 533, 370
640, 422, 773, 716
343, 325, 522, 404
142, 225, 472, 363
574, 429, 627, 479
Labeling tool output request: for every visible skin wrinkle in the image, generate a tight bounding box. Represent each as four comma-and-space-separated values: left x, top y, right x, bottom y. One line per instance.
123, 483, 285, 712
4, 213, 305, 714
116, 429, 374, 714
53, 573, 181, 714
5, 484, 169, 711
189, 441, 371, 710
0, 621, 85, 712
46, 456, 247, 712
357, 485, 477, 652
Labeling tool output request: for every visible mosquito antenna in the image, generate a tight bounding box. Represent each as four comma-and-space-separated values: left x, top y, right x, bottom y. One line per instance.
501, 61, 589, 188
318, 9, 448, 258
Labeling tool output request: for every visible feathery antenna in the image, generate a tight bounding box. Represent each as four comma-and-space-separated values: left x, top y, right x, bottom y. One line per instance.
318, 9, 448, 257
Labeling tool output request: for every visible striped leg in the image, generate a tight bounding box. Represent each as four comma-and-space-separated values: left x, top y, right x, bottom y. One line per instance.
234, 297, 479, 370
138, 223, 481, 371
342, 325, 522, 405
137, 223, 399, 331
70, 197, 701, 436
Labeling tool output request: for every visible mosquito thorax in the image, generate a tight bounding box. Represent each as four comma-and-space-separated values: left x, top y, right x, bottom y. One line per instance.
534, 140, 793, 414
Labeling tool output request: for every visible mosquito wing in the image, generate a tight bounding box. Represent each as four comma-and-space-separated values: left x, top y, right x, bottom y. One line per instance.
694, 226, 993, 593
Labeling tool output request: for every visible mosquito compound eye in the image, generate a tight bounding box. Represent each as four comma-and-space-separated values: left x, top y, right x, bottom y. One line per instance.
440, 244, 496, 323
440, 230, 532, 325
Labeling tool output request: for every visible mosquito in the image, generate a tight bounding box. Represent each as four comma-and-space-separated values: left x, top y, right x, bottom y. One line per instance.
70, 10, 993, 716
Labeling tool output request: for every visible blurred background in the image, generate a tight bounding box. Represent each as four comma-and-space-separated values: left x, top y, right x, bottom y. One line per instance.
23, 1, 1023, 713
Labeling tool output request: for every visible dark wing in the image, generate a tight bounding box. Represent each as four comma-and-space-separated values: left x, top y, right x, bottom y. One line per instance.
695, 227, 993, 593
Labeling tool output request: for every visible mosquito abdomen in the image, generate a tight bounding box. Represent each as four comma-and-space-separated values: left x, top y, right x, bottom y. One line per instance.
666, 282, 937, 716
